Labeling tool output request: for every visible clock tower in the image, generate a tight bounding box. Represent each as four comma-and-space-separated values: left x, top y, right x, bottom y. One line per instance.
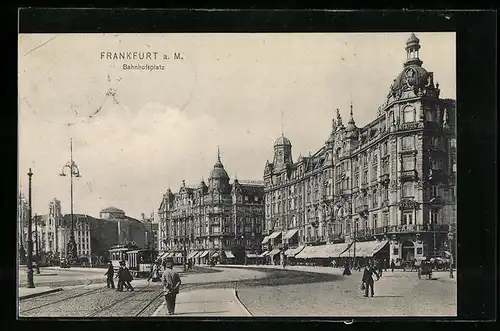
273, 134, 293, 171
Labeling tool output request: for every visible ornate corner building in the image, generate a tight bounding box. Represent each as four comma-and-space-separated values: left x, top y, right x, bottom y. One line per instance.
263, 33, 456, 263
158, 149, 265, 260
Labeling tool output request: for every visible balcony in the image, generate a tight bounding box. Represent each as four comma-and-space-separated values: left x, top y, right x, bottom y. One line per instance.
368, 224, 450, 235
399, 122, 422, 131
355, 204, 368, 216
379, 173, 390, 186
399, 170, 418, 182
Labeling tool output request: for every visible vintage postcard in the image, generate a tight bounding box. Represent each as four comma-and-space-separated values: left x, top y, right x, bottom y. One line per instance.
18, 32, 456, 318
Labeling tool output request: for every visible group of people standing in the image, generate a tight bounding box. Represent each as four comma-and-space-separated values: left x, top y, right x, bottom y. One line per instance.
104, 260, 134, 291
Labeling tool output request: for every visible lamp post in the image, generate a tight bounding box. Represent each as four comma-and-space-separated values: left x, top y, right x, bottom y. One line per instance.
18, 194, 27, 263
59, 138, 81, 265
26, 168, 35, 288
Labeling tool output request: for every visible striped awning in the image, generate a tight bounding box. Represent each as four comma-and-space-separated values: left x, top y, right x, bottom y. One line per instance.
224, 250, 235, 258
192, 251, 203, 258
261, 236, 270, 244
199, 250, 209, 258
269, 231, 282, 239
212, 251, 220, 258
246, 254, 259, 258
283, 229, 299, 240
339, 240, 388, 258
285, 245, 305, 257
259, 251, 270, 257
158, 252, 169, 259
187, 251, 198, 259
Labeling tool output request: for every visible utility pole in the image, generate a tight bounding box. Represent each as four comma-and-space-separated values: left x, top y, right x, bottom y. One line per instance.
26, 168, 35, 288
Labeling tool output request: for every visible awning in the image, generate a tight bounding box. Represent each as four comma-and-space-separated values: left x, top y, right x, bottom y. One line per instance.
283, 229, 299, 240
444, 251, 451, 257
158, 252, 169, 259
285, 245, 305, 257
339, 240, 389, 258
295, 245, 328, 259
163, 252, 173, 258
259, 251, 270, 257
268, 249, 281, 257
246, 254, 259, 258
261, 236, 270, 244
224, 251, 235, 258
325, 243, 351, 258
269, 231, 282, 239
199, 251, 210, 258
187, 251, 198, 259
212, 251, 220, 258
192, 251, 203, 258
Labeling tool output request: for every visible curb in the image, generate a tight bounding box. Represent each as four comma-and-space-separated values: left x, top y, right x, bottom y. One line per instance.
233, 288, 252, 316
151, 301, 165, 316
19, 288, 63, 300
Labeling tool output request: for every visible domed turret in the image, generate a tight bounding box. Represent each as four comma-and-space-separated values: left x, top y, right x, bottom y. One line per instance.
274, 136, 292, 147
387, 33, 436, 101
345, 103, 359, 139
208, 147, 229, 181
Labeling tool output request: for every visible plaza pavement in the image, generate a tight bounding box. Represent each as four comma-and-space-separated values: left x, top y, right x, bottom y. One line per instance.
225, 264, 457, 317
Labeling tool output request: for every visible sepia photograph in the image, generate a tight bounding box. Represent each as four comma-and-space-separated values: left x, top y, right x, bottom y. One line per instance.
17, 32, 457, 318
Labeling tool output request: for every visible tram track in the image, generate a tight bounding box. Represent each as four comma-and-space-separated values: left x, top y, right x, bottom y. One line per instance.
19, 287, 105, 314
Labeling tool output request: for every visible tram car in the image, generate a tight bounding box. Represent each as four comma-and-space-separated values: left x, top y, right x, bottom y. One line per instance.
109, 244, 135, 272
126, 249, 158, 278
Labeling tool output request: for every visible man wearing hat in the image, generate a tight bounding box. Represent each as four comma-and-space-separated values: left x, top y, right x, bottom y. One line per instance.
161, 258, 182, 315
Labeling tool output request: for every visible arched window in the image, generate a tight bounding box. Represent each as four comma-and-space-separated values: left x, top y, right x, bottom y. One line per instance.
403, 106, 415, 123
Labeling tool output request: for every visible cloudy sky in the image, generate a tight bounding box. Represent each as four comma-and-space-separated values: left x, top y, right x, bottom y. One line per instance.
18, 32, 456, 219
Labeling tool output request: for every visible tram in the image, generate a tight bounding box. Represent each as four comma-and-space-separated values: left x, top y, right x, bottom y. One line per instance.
109, 244, 136, 272
126, 249, 158, 278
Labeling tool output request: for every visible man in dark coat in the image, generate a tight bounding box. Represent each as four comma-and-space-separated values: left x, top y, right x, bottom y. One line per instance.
162, 258, 182, 315
104, 261, 115, 289
391, 259, 396, 272
361, 263, 380, 297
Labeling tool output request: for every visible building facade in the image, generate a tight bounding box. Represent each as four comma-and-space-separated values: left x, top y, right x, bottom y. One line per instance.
263, 33, 456, 263
32, 201, 152, 264
158, 150, 265, 261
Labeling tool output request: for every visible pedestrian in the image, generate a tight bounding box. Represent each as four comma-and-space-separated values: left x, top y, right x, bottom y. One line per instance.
377, 260, 383, 277
361, 263, 380, 297
147, 261, 158, 285
162, 258, 182, 315
122, 262, 134, 291
104, 261, 115, 289
343, 260, 351, 276
116, 261, 125, 292
391, 259, 396, 272
384, 258, 388, 272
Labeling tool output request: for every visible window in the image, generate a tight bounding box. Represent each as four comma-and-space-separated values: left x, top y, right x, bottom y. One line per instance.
403, 212, 413, 225
430, 210, 439, 224
363, 170, 368, 184
403, 106, 415, 123
450, 138, 456, 148
402, 136, 414, 150
372, 191, 378, 207
383, 212, 389, 227
402, 182, 414, 197
431, 159, 443, 170
431, 185, 439, 197
417, 247, 423, 255
393, 247, 399, 255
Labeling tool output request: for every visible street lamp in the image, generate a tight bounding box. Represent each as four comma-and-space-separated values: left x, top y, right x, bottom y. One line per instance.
59, 138, 81, 265
26, 168, 35, 288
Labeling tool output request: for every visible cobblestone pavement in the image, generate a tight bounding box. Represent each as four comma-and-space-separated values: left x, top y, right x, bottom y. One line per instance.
17, 267, 267, 317
234, 266, 457, 317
